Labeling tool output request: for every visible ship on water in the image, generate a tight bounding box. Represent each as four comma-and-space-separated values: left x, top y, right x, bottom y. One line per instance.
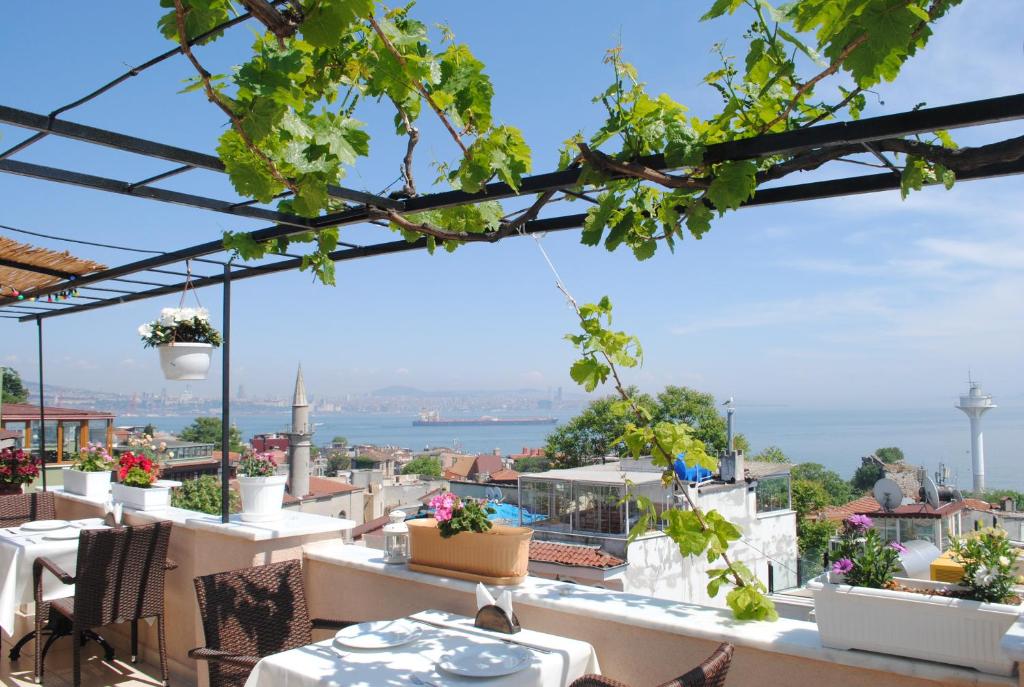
412, 410, 557, 427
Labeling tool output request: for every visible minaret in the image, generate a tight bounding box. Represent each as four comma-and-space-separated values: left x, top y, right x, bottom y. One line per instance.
288, 365, 312, 498
956, 378, 996, 493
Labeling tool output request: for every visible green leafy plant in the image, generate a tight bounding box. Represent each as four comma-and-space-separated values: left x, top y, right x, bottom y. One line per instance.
118, 452, 159, 488
401, 456, 442, 478
138, 307, 222, 348
429, 492, 495, 538
171, 475, 240, 515
949, 528, 1020, 604
237, 452, 278, 478
71, 442, 115, 472
830, 515, 903, 589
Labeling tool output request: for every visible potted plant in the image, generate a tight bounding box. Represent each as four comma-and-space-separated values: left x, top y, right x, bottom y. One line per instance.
64, 442, 115, 500
407, 492, 533, 584
808, 517, 1022, 675
0, 447, 40, 496
111, 451, 170, 511
237, 453, 287, 522
139, 307, 222, 380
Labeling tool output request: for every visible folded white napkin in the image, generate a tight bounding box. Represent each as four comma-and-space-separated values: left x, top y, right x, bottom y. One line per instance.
475, 583, 514, 618
104, 499, 123, 525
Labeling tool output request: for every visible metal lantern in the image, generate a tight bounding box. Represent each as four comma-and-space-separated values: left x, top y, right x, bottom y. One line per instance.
383, 510, 410, 565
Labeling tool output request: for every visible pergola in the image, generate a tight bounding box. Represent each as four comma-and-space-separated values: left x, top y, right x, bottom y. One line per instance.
3, 7, 1023, 522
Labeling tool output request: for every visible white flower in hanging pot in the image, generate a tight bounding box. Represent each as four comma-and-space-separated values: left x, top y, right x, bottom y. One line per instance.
139, 306, 222, 381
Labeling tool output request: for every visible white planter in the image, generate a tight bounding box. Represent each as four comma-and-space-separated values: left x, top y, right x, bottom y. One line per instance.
63, 469, 111, 501
808, 574, 1022, 675
157, 342, 213, 380
111, 481, 171, 512
238, 475, 288, 523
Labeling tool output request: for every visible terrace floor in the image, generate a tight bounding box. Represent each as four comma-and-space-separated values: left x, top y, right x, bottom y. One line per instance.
1, 634, 167, 687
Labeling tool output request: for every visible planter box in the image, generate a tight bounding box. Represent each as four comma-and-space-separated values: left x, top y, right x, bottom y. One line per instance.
808, 573, 1022, 675
158, 342, 213, 380
407, 518, 532, 585
63, 469, 111, 501
238, 474, 288, 523
111, 481, 171, 512
0, 483, 23, 496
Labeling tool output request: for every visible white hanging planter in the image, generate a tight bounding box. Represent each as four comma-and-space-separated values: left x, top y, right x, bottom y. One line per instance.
808, 573, 1022, 676
238, 475, 288, 522
63, 469, 111, 501
158, 342, 213, 380
111, 481, 172, 512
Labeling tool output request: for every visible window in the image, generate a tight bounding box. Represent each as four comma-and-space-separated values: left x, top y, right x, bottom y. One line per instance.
572, 484, 625, 535
755, 475, 791, 513
900, 518, 936, 544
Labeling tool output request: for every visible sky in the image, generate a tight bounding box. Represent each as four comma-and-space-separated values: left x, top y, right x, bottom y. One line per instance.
0, 1, 1022, 408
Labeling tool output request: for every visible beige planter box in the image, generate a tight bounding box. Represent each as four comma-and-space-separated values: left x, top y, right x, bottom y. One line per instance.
407, 518, 532, 585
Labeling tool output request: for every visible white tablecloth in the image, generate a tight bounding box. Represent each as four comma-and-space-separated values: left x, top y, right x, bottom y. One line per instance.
0, 520, 103, 635
244, 609, 600, 687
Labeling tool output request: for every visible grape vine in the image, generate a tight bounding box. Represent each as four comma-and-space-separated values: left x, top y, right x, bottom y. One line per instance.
154, 0, 1024, 620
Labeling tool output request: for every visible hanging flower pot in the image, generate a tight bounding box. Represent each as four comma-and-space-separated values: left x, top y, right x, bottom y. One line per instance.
139, 306, 222, 381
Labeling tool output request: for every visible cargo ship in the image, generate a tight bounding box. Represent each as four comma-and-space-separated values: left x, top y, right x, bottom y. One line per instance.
412, 410, 557, 426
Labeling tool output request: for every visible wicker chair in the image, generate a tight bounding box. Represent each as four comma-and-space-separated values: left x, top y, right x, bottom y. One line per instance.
190, 559, 357, 687
570, 642, 734, 687
0, 491, 55, 529
32, 521, 176, 687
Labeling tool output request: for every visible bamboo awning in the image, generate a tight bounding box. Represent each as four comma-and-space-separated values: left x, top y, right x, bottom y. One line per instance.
0, 235, 106, 296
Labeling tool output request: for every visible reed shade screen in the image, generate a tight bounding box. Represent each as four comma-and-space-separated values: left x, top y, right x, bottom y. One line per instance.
0, 236, 106, 293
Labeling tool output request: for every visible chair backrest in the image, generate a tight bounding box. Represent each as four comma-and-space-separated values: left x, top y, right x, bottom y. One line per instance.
72, 521, 172, 627
193, 560, 314, 687
0, 491, 56, 528
664, 642, 734, 687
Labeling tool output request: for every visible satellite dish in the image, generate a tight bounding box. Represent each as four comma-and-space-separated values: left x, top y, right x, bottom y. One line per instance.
952, 488, 964, 502
922, 476, 941, 509
873, 478, 903, 511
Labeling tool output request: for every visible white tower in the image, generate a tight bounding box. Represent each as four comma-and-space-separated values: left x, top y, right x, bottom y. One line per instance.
956, 379, 996, 493
288, 365, 312, 499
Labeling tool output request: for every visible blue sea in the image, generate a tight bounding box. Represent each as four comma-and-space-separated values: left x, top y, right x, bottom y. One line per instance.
120, 403, 1024, 491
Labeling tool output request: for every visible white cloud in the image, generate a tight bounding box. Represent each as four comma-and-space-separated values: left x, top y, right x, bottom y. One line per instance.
918, 238, 1024, 270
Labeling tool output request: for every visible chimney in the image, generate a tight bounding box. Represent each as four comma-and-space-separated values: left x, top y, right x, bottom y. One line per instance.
288, 365, 311, 498
719, 449, 745, 483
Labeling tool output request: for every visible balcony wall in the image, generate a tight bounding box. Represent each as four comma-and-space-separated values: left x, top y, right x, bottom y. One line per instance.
303, 542, 1019, 687
52, 491, 351, 687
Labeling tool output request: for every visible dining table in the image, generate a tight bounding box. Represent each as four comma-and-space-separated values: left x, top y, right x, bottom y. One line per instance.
243, 609, 601, 687
0, 518, 108, 637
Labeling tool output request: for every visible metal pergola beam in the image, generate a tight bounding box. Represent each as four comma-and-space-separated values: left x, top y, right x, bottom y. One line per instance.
0, 104, 404, 210
21, 153, 1024, 323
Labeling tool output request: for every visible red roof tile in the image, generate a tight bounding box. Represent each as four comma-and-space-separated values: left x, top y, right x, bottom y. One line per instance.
819, 496, 881, 522
488, 469, 519, 482
529, 541, 626, 570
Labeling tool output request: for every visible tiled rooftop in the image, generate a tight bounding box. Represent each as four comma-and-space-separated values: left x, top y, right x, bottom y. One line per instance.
529, 541, 626, 569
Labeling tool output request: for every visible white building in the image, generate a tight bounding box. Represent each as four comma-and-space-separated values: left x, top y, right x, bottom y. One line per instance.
517, 457, 798, 609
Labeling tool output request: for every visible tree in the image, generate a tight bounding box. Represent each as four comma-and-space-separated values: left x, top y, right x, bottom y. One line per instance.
1, 367, 29, 404
515, 457, 552, 473
401, 456, 442, 478
143, 423, 157, 436
331, 436, 348, 447
750, 446, 789, 463
171, 476, 240, 516
326, 452, 351, 475
851, 462, 885, 492
875, 447, 905, 464
798, 518, 838, 556
792, 480, 828, 520
545, 385, 736, 468
790, 463, 856, 507
178, 417, 244, 453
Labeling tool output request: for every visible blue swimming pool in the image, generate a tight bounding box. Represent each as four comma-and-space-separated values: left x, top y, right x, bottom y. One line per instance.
487, 502, 545, 525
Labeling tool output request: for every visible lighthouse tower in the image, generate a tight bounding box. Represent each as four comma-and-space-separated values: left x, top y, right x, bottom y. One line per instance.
287, 365, 312, 499
956, 378, 996, 493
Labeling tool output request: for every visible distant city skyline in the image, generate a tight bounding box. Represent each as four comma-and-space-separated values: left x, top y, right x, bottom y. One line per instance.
1, 3, 1022, 409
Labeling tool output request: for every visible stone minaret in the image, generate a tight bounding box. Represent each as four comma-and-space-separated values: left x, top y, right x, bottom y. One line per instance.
288, 365, 312, 498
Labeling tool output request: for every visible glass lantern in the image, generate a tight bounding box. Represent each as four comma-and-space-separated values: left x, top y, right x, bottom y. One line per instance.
383, 510, 410, 565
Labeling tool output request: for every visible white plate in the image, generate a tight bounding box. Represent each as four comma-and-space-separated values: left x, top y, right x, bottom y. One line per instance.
20, 520, 70, 532
333, 620, 422, 650
437, 644, 533, 678
42, 529, 81, 541
72, 518, 106, 528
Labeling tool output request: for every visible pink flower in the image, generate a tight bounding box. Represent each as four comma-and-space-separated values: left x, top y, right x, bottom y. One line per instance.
846, 514, 873, 531
434, 505, 454, 523
831, 558, 854, 575
889, 541, 908, 554
429, 492, 460, 523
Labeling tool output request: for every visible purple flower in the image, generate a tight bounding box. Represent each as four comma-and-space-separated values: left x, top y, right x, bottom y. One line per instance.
831, 558, 854, 575
889, 541, 908, 554
846, 514, 873, 531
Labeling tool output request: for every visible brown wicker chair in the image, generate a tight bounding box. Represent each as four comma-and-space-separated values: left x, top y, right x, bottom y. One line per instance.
0, 491, 56, 528
569, 642, 734, 687
190, 559, 357, 687
32, 521, 176, 687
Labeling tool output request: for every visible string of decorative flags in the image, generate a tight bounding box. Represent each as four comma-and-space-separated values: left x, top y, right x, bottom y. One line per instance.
0, 285, 81, 302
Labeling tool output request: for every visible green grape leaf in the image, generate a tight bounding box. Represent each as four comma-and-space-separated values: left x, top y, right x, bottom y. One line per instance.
301, 0, 374, 48
217, 130, 284, 203
706, 160, 757, 212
